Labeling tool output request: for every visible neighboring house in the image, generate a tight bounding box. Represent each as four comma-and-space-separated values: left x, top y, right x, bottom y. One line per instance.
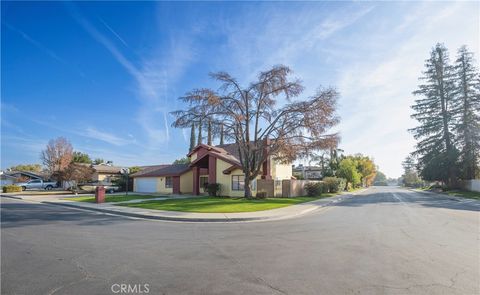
91, 164, 123, 183
292, 165, 323, 180
3, 171, 44, 182
131, 143, 293, 197
0, 173, 17, 186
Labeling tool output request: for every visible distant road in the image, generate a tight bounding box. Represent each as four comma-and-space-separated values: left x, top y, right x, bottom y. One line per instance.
1, 186, 478, 294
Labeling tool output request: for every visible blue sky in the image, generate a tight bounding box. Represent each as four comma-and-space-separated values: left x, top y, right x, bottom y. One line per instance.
1, 1, 478, 177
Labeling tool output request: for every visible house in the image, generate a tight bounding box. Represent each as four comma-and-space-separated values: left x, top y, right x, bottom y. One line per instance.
91, 164, 123, 183
2, 171, 44, 182
292, 164, 323, 180
0, 173, 17, 186
131, 143, 292, 197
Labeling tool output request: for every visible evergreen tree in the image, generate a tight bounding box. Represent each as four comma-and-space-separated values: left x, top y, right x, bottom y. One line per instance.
452, 46, 480, 179
72, 151, 92, 164
197, 118, 203, 145
401, 155, 423, 187
189, 123, 196, 151
410, 44, 458, 185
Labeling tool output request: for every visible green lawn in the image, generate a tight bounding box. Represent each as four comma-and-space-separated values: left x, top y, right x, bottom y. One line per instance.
118, 194, 335, 213
66, 194, 161, 203
444, 190, 480, 201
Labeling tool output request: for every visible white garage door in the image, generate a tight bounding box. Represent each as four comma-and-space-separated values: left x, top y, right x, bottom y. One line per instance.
135, 178, 158, 193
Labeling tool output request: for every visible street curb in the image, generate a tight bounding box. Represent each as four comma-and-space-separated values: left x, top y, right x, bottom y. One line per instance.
0, 195, 23, 200
4, 192, 356, 223
41, 201, 270, 223
41, 195, 349, 223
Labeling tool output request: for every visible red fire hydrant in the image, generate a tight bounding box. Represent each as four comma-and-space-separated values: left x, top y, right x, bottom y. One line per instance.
95, 186, 105, 203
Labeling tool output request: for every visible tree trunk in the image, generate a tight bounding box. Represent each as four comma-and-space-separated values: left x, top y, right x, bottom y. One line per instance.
190, 123, 196, 152
244, 176, 253, 198
197, 119, 202, 145
243, 170, 254, 198
207, 120, 212, 145
220, 124, 224, 145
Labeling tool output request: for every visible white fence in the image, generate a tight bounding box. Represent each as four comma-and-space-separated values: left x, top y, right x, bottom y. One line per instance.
461, 179, 480, 192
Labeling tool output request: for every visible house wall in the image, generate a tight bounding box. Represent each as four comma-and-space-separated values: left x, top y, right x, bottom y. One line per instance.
156, 176, 173, 194
462, 179, 480, 192
190, 152, 197, 162
0, 179, 14, 187
180, 170, 193, 194
271, 160, 292, 180
92, 173, 120, 183
215, 159, 263, 197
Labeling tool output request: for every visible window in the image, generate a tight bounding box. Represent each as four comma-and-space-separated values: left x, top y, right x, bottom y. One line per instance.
200, 176, 208, 190
30, 180, 41, 183
231, 175, 244, 191
165, 177, 172, 188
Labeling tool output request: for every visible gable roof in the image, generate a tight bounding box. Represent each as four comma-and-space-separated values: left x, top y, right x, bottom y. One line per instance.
189, 143, 242, 168
131, 164, 190, 178
5, 171, 44, 179
91, 164, 123, 174
215, 143, 241, 161
187, 144, 224, 157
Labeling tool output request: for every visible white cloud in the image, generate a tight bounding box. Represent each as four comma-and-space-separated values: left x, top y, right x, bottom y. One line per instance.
82, 127, 137, 146
69, 5, 194, 151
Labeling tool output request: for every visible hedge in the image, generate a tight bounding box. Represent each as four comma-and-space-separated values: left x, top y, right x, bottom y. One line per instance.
323, 177, 346, 193
305, 182, 325, 196
2, 185, 22, 193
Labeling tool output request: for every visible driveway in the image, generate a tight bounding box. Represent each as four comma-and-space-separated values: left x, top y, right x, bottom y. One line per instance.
1, 186, 478, 294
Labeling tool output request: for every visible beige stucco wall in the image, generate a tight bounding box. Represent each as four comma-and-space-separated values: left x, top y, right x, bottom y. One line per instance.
271, 160, 292, 180
215, 159, 262, 197
190, 152, 197, 162
93, 173, 120, 183
156, 176, 173, 194
180, 170, 193, 194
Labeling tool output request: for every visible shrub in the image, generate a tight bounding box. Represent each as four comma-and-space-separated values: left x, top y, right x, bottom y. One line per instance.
206, 183, 221, 197
305, 182, 323, 196
3, 185, 22, 193
323, 177, 346, 193
256, 190, 268, 199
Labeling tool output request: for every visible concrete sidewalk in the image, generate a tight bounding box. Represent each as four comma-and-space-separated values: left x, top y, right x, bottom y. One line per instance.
1, 192, 359, 223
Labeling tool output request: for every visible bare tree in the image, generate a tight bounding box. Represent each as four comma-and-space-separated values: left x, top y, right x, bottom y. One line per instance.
58, 163, 95, 189
172, 65, 340, 197
40, 137, 73, 177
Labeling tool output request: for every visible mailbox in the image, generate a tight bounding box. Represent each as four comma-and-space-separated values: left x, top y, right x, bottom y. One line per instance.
95, 186, 105, 203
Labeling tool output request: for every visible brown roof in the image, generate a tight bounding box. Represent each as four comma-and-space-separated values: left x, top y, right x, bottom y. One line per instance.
215, 143, 241, 161
92, 165, 123, 174
131, 164, 190, 178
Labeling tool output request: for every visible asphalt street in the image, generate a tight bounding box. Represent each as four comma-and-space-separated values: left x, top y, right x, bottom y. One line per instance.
1, 186, 479, 295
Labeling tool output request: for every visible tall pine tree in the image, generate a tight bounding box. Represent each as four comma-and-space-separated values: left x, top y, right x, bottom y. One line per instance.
410, 43, 458, 185
189, 123, 196, 152
452, 46, 480, 179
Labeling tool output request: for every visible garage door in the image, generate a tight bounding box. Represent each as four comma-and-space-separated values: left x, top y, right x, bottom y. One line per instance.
135, 178, 158, 193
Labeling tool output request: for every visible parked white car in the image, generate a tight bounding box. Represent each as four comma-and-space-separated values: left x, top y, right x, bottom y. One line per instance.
78, 182, 119, 194
15, 179, 58, 191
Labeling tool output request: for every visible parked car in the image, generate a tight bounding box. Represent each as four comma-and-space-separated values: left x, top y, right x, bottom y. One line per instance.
15, 179, 58, 191
77, 182, 119, 194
